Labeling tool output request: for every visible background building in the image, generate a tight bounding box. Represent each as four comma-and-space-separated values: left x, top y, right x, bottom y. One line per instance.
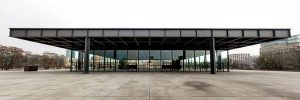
229, 53, 256, 69
259, 35, 300, 70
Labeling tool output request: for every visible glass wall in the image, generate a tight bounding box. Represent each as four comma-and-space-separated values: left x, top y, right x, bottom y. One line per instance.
185, 50, 194, 71
105, 50, 115, 71
216, 50, 229, 72
88, 49, 228, 72
150, 50, 160, 71
173, 50, 183, 71
195, 50, 204, 71
94, 50, 104, 71
128, 50, 138, 71
117, 50, 127, 71
139, 50, 149, 71
161, 50, 172, 71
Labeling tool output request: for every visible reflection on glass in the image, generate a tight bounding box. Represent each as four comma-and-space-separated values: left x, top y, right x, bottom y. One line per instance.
185, 50, 194, 71
161, 50, 172, 71
105, 50, 115, 71
94, 50, 104, 71
173, 50, 183, 71
117, 50, 127, 70
139, 50, 149, 71
128, 50, 138, 70
195, 50, 204, 71
85, 49, 225, 72
205, 50, 210, 71
150, 50, 160, 71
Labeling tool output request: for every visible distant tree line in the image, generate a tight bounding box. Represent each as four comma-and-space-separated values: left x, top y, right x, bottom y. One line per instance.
255, 48, 300, 71
0, 45, 67, 71
227, 48, 300, 71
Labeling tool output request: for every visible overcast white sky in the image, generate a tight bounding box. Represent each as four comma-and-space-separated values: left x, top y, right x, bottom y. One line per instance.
0, 0, 299, 55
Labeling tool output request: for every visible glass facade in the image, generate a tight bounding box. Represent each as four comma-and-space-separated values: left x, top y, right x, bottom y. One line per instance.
72, 50, 229, 72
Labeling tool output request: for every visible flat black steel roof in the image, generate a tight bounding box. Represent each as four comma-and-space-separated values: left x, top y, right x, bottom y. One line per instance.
9, 28, 291, 50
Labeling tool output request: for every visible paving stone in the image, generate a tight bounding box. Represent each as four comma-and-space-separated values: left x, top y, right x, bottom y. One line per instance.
0, 70, 300, 100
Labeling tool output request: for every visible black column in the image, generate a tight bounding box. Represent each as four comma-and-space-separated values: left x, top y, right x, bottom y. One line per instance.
194, 50, 196, 71
84, 37, 90, 74
183, 50, 186, 72
81, 51, 84, 71
114, 50, 117, 71
216, 50, 218, 72
204, 50, 207, 72
227, 48, 230, 72
92, 50, 95, 71
104, 51, 106, 72
70, 50, 73, 72
78, 51, 82, 71
210, 37, 216, 74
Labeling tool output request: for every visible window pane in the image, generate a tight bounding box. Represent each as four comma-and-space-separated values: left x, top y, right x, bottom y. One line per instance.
105, 50, 114, 58
150, 50, 161, 71
173, 50, 183, 60
173, 50, 183, 70
128, 50, 138, 60
139, 50, 149, 60
117, 50, 127, 60
161, 50, 172, 60
117, 50, 127, 70
150, 50, 160, 60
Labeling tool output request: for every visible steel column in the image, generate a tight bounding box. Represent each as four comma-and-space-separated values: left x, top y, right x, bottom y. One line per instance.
210, 37, 216, 74
194, 50, 196, 71
149, 50, 151, 71
78, 51, 82, 71
84, 37, 90, 74
227, 48, 230, 72
92, 50, 95, 71
81, 51, 84, 71
183, 50, 186, 72
204, 50, 207, 72
114, 50, 117, 71
216, 50, 218, 72
70, 50, 73, 72
104, 51, 106, 72
199, 50, 201, 72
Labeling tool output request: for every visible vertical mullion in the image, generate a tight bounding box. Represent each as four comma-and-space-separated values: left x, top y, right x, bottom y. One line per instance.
110, 58, 112, 71
70, 50, 73, 72
93, 50, 95, 71
104, 50, 106, 72
227, 48, 230, 72
114, 50, 117, 72
127, 50, 129, 72
183, 50, 185, 72
148, 50, 150, 72
171, 50, 173, 72
137, 50, 139, 72
160, 50, 162, 72
194, 50, 196, 72
218, 50, 219, 72
204, 50, 207, 72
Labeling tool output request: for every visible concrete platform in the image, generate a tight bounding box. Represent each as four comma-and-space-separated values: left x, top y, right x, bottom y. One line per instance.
0, 70, 300, 100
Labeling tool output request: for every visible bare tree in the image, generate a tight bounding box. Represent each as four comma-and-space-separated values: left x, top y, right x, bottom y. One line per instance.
0, 45, 67, 71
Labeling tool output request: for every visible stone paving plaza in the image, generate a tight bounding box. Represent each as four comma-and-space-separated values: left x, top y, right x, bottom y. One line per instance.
0, 70, 300, 100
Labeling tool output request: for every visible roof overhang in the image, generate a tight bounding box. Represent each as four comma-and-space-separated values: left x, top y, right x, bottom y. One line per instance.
9, 28, 291, 50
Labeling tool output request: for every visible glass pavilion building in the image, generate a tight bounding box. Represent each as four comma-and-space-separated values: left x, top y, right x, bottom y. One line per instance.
9, 28, 291, 74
